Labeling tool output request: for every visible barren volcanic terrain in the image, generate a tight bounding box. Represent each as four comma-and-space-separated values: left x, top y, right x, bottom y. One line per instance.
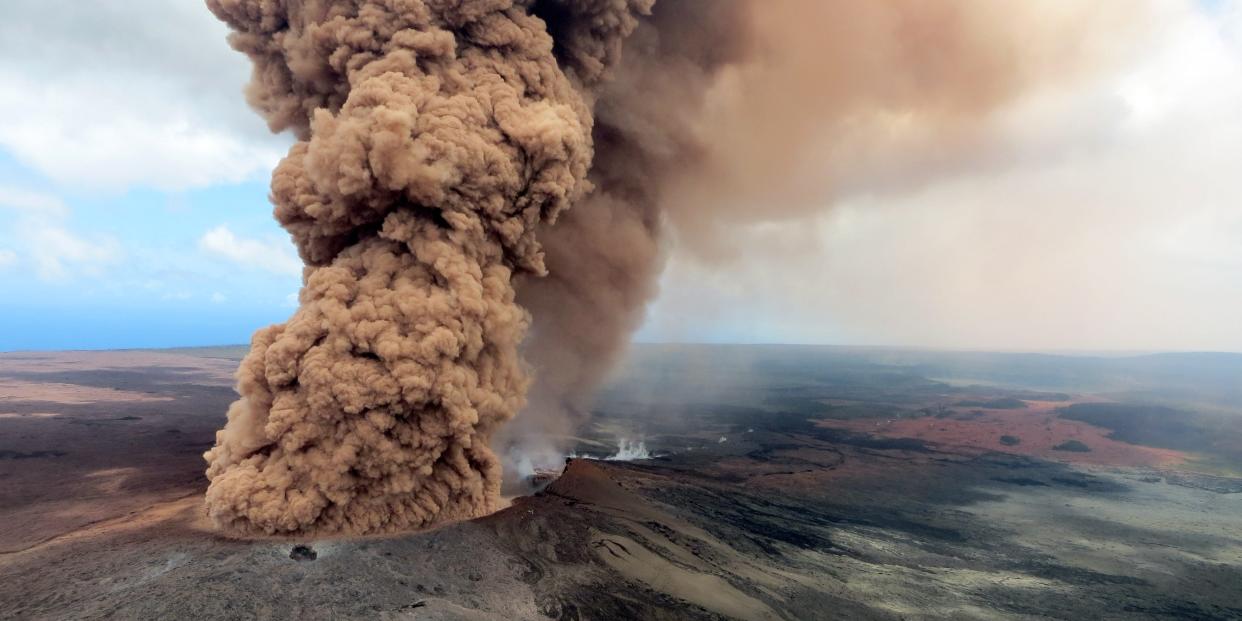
2, 345, 1241, 620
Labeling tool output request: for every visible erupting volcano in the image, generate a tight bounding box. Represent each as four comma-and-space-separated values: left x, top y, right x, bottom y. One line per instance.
201, 0, 660, 536
202, 0, 1142, 537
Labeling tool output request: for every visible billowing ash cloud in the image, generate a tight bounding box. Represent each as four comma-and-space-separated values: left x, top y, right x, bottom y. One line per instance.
205, 0, 1138, 535
203, 0, 652, 535
506, 0, 1138, 459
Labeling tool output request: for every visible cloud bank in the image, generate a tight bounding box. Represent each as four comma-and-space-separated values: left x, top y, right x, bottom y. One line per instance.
0, 0, 287, 191
200, 226, 302, 278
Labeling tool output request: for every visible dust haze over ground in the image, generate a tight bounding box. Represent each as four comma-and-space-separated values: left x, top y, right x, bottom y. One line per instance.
642, 1, 1242, 352
498, 0, 1143, 475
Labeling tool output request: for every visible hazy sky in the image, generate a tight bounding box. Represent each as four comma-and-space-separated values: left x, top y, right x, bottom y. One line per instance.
0, 0, 1239, 352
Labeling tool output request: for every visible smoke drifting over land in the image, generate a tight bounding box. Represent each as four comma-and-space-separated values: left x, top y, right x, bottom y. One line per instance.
508, 0, 1137, 462
204, 0, 1141, 535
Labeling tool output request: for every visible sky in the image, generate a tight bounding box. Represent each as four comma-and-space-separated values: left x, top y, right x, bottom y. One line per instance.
0, 0, 1239, 352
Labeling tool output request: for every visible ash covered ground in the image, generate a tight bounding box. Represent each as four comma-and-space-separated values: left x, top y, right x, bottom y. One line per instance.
1, 345, 1241, 620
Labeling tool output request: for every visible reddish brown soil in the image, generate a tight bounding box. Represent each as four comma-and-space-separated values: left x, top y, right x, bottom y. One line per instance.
815, 399, 1186, 469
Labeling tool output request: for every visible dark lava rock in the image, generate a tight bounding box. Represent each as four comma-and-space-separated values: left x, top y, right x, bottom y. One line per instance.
1052, 440, 1091, 453
290, 545, 317, 562
992, 477, 1048, 487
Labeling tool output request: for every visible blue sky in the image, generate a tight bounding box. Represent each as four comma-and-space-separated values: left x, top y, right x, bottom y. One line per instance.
1, 1, 1240, 352
0, 152, 298, 349
0, 2, 301, 350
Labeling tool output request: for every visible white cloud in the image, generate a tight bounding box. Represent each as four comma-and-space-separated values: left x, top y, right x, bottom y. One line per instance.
0, 1, 289, 192
24, 224, 122, 281
199, 226, 302, 277
0, 249, 16, 269
0, 185, 121, 281
0, 91, 285, 191
211, 292, 227, 304
0, 187, 68, 217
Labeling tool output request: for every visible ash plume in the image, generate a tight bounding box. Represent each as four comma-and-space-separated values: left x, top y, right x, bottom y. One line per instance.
204, 0, 1139, 535
203, 0, 651, 536
506, 0, 1137, 457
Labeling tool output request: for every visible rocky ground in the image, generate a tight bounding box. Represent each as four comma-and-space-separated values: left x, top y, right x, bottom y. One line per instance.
1, 346, 1241, 620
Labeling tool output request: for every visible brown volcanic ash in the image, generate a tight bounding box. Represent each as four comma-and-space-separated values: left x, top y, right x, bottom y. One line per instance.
202, 0, 651, 535
507, 0, 1137, 450
504, 1, 750, 450
205, 0, 1138, 534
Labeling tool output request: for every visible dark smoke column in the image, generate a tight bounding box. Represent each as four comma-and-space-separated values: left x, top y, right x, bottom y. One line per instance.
203, 0, 649, 535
